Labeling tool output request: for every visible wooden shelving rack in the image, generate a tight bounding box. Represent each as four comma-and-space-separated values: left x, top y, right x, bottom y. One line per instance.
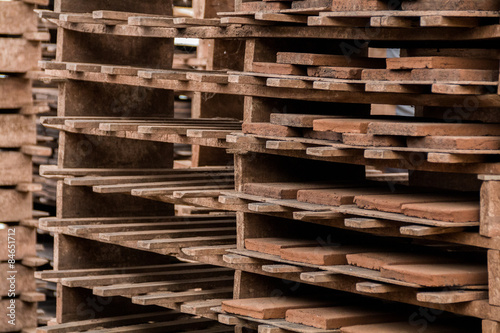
35, 0, 500, 332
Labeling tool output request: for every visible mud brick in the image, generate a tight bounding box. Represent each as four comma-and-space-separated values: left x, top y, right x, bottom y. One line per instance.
346, 252, 449, 271
277, 53, 385, 68
331, 0, 387, 10
303, 129, 343, 141
243, 182, 342, 199
245, 238, 318, 256
252, 62, 306, 75
222, 297, 330, 319
242, 122, 301, 137
402, 201, 480, 222
307, 67, 364, 79
402, 0, 500, 11
341, 321, 471, 333
361, 69, 413, 81
286, 306, 397, 329
380, 263, 488, 287
280, 246, 369, 265
368, 122, 500, 137
411, 69, 499, 82
343, 133, 405, 147
387, 57, 499, 70
297, 187, 384, 206
241, 1, 290, 11
353, 193, 473, 214
407, 136, 500, 150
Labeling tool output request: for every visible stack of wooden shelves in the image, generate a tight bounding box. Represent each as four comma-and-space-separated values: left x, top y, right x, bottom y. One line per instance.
35, 0, 500, 332
0, 0, 52, 331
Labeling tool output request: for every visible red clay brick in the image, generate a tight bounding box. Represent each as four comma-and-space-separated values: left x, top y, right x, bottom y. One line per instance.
286, 306, 396, 329
245, 238, 318, 256
402, 201, 480, 222
222, 297, 330, 319
380, 263, 488, 287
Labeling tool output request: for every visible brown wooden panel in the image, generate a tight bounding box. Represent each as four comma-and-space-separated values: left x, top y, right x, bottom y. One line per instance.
0, 2, 37, 35
0, 78, 32, 109
0, 38, 40, 73
0, 115, 36, 148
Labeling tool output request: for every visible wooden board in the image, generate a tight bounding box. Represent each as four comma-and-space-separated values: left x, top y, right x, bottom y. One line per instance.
0, 2, 37, 35
0, 78, 32, 109
0, 115, 36, 148
0, 227, 36, 261
0, 190, 32, 222
0, 299, 36, 332
0, 152, 32, 186
0, 38, 40, 73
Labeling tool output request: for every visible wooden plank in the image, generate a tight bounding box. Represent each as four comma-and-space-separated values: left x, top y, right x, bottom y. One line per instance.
93, 276, 234, 297
138, 235, 237, 250
0, 152, 32, 186
0, 77, 32, 109
68, 220, 235, 236
0, 1, 37, 34
221, 297, 330, 320
254, 13, 308, 23
0, 38, 40, 73
132, 287, 234, 305
417, 290, 488, 304
0, 115, 36, 148
387, 57, 499, 70
368, 121, 500, 136
98, 226, 236, 242
380, 263, 487, 287
277, 52, 384, 68
399, 225, 466, 236
0, 299, 36, 331
252, 62, 305, 75
0, 190, 31, 222
61, 267, 231, 288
